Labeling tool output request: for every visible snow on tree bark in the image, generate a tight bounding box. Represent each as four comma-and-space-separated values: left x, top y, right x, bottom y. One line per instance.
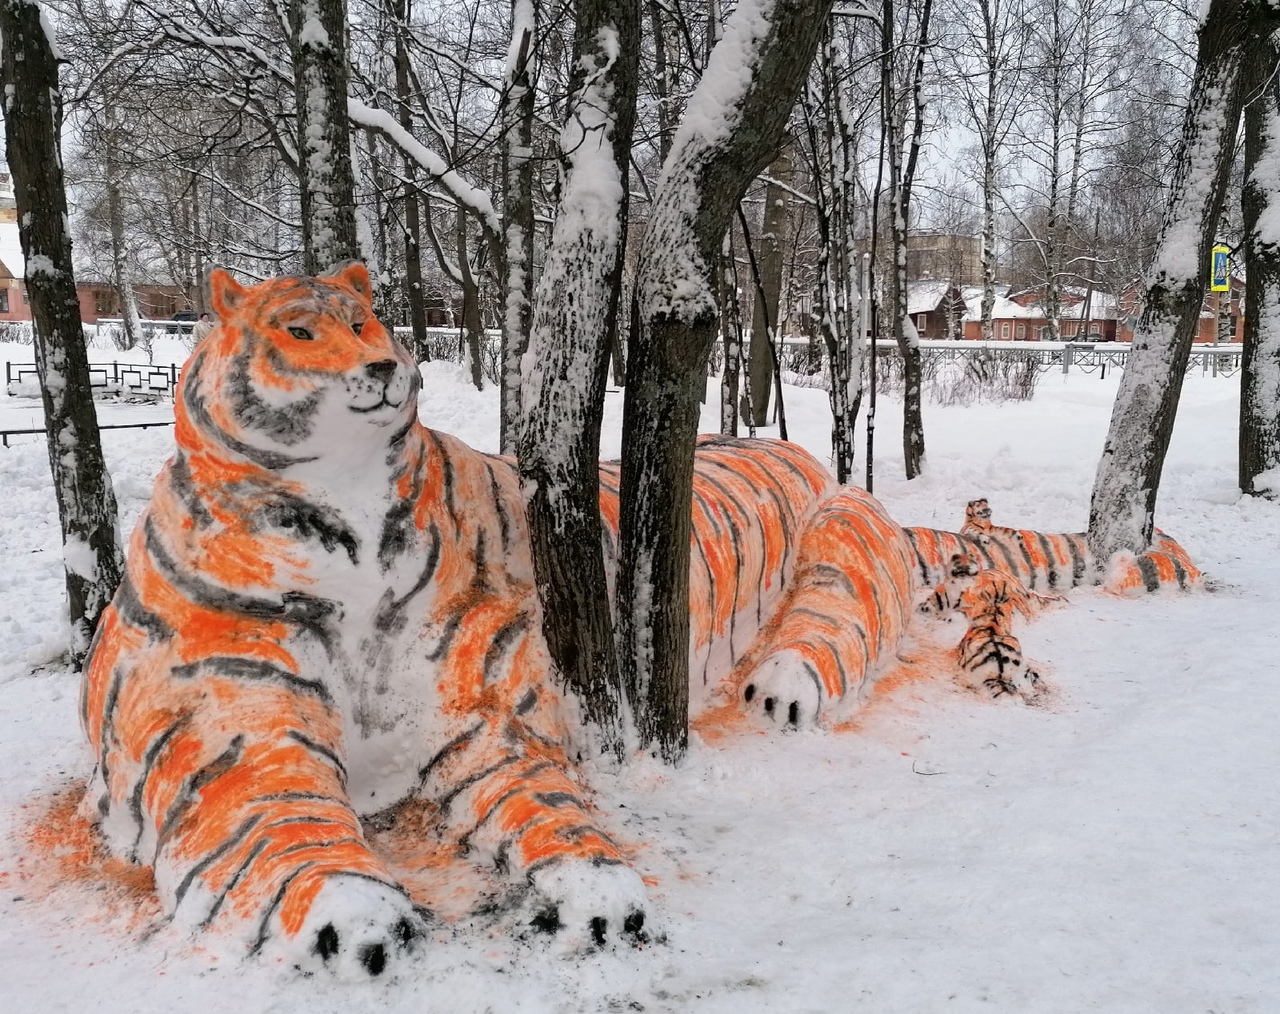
747, 145, 792, 426
104, 136, 144, 354
392, 0, 430, 364
518, 0, 639, 759
500, 0, 536, 455
1088, 0, 1278, 559
289, 0, 360, 274
621, 0, 833, 762
1, 0, 124, 664
882, 0, 931, 480
804, 26, 863, 484
1240, 33, 1280, 497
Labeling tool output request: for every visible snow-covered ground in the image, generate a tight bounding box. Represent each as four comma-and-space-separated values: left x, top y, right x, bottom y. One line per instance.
1, 354, 1276, 1013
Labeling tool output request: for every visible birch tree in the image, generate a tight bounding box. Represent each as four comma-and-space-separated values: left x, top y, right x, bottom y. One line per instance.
1239, 32, 1280, 497
882, 0, 933, 479
953, 0, 1027, 341
746, 143, 792, 425
1088, 0, 1279, 559
518, 0, 639, 758
620, 0, 836, 761
499, 0, 536, 454
803, 20, 867, 483
1, 0, 124, 663
290, 0, 361, 272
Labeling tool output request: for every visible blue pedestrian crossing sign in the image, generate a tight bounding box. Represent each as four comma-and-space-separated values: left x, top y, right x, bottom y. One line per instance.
1210, 245, 1231, 291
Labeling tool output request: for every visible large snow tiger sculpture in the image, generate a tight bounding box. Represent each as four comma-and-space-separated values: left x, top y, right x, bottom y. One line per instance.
79, 264, 1200, 979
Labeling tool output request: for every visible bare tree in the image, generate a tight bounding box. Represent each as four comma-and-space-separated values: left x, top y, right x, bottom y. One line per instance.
290, 0, 361, 271
620, 0, 837, 761
882, 0, 933, 478
803, 19, 868, 483
952, 0, 1028, 341
518, 0, 640, 758
1089, 0, 1280, 559
746, 143, 793, 425
1239, 31, 1280, 497
499, 0, 536, 453
1, 0, 124, 663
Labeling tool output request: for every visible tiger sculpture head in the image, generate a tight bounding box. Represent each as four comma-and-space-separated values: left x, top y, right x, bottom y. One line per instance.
180, 262, 421, 471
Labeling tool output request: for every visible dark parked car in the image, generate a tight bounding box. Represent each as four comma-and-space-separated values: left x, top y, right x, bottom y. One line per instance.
168, 310, 199, 335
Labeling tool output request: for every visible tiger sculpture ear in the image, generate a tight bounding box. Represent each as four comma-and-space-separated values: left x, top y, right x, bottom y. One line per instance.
206, 267, 247, 318
322, 260, 374, 309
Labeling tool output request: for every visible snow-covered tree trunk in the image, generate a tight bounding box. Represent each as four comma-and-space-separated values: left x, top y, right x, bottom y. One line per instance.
718, 230, 743, 435
104, 139, 143, 353
621, 0, 833, 762
1, 0, 124, 664
518, 0, 639, 759
1240, 34, 1280, 497
500, 0, 536, 455
392, 0, 429, 363
805, 27, 862, 483
289, 0, 360, 274
456, 207, 485, 390
1088, 0, 1275, 558
747, 145, 791, 426
883, 0, 931, 479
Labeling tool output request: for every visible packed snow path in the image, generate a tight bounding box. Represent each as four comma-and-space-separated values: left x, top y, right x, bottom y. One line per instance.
0, 363, 1276, 1012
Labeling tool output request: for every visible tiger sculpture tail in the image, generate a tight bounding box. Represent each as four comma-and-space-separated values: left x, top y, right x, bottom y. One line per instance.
77, 264, 1201, 978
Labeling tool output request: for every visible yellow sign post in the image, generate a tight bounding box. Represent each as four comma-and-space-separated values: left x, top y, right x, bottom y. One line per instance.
1211, 245, 1231, 292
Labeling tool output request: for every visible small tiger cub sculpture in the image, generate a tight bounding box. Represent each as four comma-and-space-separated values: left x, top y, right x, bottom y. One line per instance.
78, 264, 1200, 979
907, 498, 1201, 701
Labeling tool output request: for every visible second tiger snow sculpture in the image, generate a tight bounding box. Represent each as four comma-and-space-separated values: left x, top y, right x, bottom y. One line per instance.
80, 263, 1200, 979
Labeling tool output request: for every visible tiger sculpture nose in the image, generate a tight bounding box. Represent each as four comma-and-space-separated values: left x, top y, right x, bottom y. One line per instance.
365, 359, 398, 383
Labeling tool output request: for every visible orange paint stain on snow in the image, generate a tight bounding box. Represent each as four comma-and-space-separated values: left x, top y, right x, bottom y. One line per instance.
8, 782, 162, 937
834, 646, 959, 735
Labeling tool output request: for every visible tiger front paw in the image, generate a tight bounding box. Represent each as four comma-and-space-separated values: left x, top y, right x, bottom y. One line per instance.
742, 651, 823, 728
262, 874, 428, 980
526, 860, 653, 952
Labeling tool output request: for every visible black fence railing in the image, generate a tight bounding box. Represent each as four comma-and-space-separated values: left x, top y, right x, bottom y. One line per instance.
0, 419, 175, 448
5, 360, 183, 396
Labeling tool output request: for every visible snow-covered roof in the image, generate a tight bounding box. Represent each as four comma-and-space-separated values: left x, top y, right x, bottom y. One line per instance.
957, 285, 1040, 321
960, 284, 1119, 322
906, 280, 960, 315
0, 221, 24, 280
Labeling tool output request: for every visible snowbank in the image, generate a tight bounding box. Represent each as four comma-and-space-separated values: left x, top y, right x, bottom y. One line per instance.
0, 367, 1276, 1012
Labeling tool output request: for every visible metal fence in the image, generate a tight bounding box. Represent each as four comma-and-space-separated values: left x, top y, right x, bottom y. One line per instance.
771, 339, 1245, 380
3, 332, 1246, 404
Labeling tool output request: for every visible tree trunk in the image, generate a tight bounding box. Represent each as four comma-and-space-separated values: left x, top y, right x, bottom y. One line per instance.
104, 140, 144, 352
1088, 0, 1276, 558
979, 3, 997, 344
500, 0, 536, 455
1240, 33, 1280, 496
518, 0, 639, 759
883, 0, 931, 479
1, 0, 124, 664
456, 206, 485, 390
718, 233, 741, 436
392, 2, 430, 362
289, 0, 360, 274
747, 145, 791, 426
622, 0, 833, 762
806, 26, 862, 484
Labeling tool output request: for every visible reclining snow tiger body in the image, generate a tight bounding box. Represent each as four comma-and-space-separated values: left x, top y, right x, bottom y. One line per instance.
78, 264, 1198, 978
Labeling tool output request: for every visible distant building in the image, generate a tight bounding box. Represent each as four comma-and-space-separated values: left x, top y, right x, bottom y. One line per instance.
906, 280, 967, 339
906, 232, 983, 286
954, 284, 1120, 341
1116, 276, 1244, 344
